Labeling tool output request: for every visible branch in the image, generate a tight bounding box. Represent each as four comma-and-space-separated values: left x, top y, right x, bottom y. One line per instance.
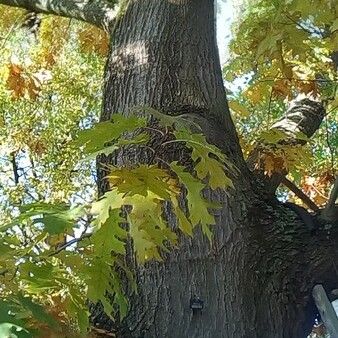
270, 97, 325, 140
258, 77, 335, 83
321, 175, 338, 224
281, 177, 319, 212
10, 151, 19, 185
326, 176, 338, 210
312, 285, 338, 338
49, 232, 91, 256
248, 96, 325, 195
0, 0, 119, 31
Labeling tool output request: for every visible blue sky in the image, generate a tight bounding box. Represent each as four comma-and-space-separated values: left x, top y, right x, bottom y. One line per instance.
216, 0, 235, 65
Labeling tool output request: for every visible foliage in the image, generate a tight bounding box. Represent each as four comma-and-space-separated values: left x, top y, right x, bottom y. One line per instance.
0, 0, 336, 336
225, 0, 337, 204
0, 6, 234, 336
0, 113, 232, 336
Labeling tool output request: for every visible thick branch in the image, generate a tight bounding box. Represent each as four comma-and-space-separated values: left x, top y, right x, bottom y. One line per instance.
326, 176, 338, 210
271, 97, 325, 140
251, 199, 338, 336
248, 97, 325, 195
0, 0, 119, 31
312, 285, 338, 338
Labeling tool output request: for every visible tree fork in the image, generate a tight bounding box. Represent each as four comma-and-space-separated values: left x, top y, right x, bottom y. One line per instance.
0, 1, 337, 337
94, 2, 338, 334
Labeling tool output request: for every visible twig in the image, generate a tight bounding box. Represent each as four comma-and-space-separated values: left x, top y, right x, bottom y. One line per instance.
0, 14, 24, 51
155, 156, 172, 169
10, 152, 20, 185
284, 13, 323, 37
143, 126, 165, 136
49, 233, 92, 256
267, 86, 273, 127
281, 176, 320, 212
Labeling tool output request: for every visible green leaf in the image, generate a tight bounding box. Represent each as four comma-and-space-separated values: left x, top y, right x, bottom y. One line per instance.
174, 130, 227, 161
129, 225, 161, 263
91, 189, 125, 228
4, 203, 83, 235
92, 209, 127, 256
85, 257, 128, 318
172, 131, 234, 189
0, 301, 23, 325
64, 294, 89, 334
133, 106, 176, 127
331, 18, 338, 32
20, 261, 63, 293
75, 115, 147, 155
228, 100, 250, 117
76, 308, 89, 335
195, 157, 234, 190
0, 323, 31, 338
171, 163, 216, 241
17, 293, 58, 329
0, 240, 14, 256
174, 205, 193, 236
294, 131, 310, 142
256, 32, 282, 59
127, 194, 177, 262
109, 165, 178, 199
260, 128, 289, 144
111, 271, 128, 319
0, 301, 31, 337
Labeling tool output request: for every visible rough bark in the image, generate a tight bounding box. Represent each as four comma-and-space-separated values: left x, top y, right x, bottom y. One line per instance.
100, 0, 246, 168
90, 1, 338, 337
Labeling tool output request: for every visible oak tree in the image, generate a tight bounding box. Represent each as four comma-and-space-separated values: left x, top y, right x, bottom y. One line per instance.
0, 1, 337, 337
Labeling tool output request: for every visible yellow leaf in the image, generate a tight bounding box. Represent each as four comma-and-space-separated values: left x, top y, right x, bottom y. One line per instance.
6, 63, 25, 99
243, 82, 270, 104
5, 63, 42, 100
272, 79, 291, 98
228, 100, 250, 117
78, 26, 109, 56
330, 18, 338, 32
282, 64, 293, 79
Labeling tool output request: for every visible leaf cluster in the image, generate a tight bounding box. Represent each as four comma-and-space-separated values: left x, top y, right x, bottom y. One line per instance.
225, 0, 337, 200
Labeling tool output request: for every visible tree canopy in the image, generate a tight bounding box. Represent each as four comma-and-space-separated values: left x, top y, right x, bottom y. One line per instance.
0, 0, 336, 337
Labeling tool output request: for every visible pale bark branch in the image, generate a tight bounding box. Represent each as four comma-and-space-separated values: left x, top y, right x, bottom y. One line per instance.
312, 284, 338, 338
0, 0, 119, 31
271, 97, 325, 140
248, 97, 325, 195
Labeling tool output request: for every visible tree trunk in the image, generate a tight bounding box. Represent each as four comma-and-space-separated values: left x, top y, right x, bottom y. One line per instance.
91, 1, 338, 337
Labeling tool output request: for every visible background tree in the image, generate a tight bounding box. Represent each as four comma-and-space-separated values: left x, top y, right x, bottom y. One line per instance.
0, 0, 336, 337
